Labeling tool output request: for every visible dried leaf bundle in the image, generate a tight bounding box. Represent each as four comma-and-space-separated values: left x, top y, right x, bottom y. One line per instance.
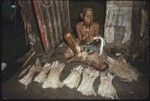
19, 65, 36, 89
42, 60, 65, 89
62, 65, 83, 89
98, 72, 118, 99
34, 63, 51, 83
77, 67, 99, 96
106, 56, 141, 82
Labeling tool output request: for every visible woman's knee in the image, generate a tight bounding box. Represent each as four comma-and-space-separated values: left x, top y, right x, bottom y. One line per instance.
64, 32, 72, 38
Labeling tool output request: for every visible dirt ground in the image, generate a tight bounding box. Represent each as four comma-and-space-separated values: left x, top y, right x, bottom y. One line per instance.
2, 44, 149, 100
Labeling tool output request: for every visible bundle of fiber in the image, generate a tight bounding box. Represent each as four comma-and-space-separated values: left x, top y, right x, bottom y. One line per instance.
42, 60, 65, 89
77, 51, 88, 60
18, 65, 32, 77
106, 56, 141, 82
19, 58, 42, 77
19, 65, 36, 89
34, 63, 51, 83
64, 47, 74, 58
93, 36, 105, 56
34, 58, 42, 72
62, 65, 84, 89
98, 72, 118, 99
58, 42, 67, 48
70, 53, 109, 71
77, 67, 99, 96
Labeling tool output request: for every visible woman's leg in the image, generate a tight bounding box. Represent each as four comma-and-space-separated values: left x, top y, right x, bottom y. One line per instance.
64, 32, 79, 56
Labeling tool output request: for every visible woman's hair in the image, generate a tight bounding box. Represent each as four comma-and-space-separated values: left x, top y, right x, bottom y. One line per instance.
81, 7, 94, 19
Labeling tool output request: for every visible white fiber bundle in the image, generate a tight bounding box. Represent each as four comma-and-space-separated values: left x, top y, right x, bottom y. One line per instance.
19, 58, 42, 77
18, 65, 32, 77
64, 47, 73, 58
98, 72, 118, 99
34, 58, 42, 72
58, 42, 66, 47
93, 36, 105, 56
62, 65, 84, 89
77, 67, 99, 96
34, 63, 51, 83
19, 65, 36, 89
106, 56, 141, 82
42, 60, 65, 89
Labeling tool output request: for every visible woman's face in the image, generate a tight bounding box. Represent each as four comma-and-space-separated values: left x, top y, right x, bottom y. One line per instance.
83, 10, 94, 25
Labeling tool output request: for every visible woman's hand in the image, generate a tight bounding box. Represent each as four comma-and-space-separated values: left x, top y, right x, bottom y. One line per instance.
86, 36, 95, 43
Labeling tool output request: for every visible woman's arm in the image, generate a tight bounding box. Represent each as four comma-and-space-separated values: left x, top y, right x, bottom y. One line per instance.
76, 23, 87, 44
76, 23, 82, 41
94, 23, 100, 36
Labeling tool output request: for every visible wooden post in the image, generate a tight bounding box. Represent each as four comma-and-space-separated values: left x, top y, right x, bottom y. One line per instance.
32, 0, 49, 53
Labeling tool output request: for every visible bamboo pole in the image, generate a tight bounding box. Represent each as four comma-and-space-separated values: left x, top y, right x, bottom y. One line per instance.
21, 51, 36, 68
67, 0, 71, 31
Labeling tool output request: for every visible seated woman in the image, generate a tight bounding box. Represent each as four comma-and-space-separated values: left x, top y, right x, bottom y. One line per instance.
64, 7, 101, 59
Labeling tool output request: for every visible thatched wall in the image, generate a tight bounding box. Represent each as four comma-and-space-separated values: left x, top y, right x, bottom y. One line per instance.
19, 0, 70, 53
104, 1, 149, 65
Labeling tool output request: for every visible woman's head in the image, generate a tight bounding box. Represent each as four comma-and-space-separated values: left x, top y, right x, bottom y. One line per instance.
81, 7, 94, 27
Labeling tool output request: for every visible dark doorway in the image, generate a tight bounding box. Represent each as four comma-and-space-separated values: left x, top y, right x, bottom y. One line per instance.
69, 0, 106, 37
2, 0, 29, 81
